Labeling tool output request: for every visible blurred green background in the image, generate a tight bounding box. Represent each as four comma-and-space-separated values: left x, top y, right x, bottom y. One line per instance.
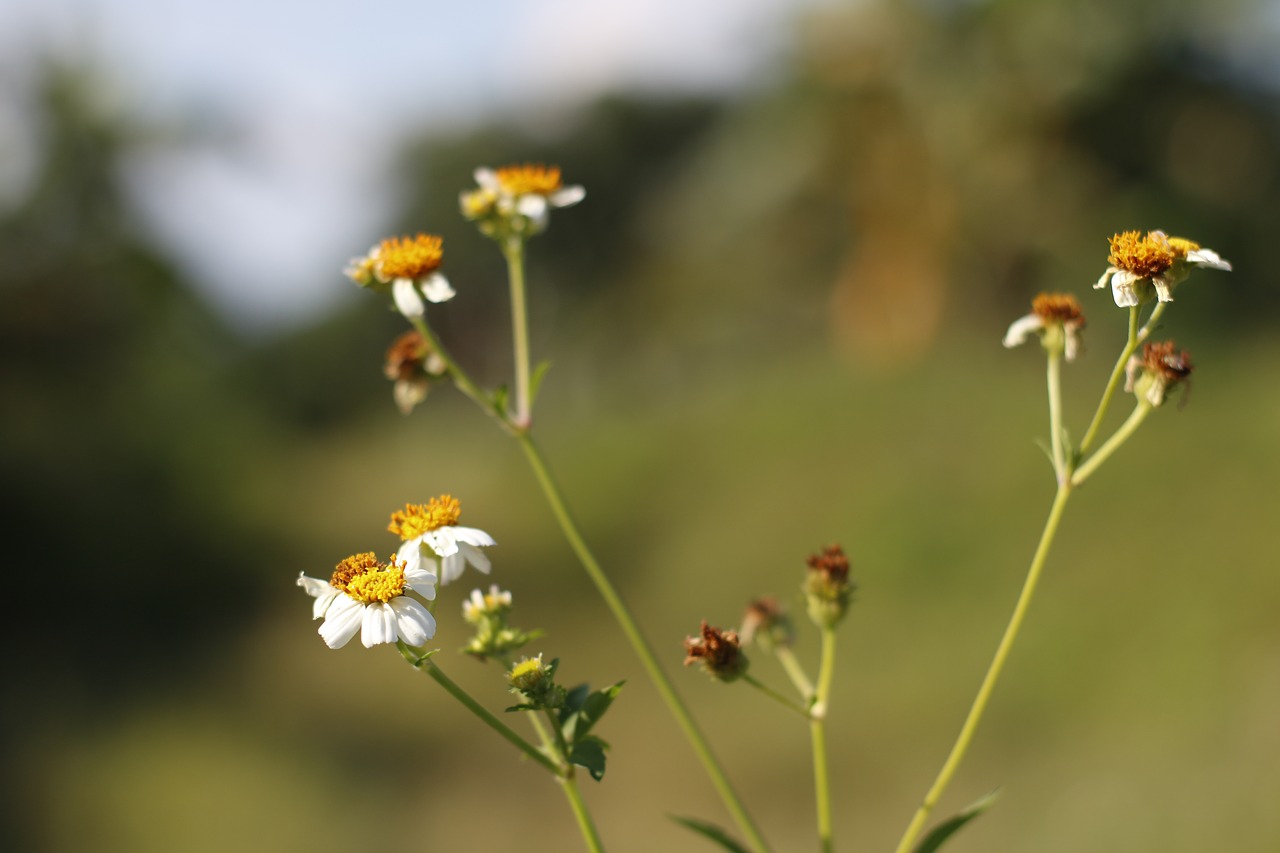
3, 1, 1278, 851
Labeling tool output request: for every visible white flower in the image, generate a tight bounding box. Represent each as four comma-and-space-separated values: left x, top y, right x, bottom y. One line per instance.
1003, 293, 1087, 361
1094, 230, 1231, 307
389, 495, 496, 585
463, 585, 513, 623
471, 164, 584, 233
297, 552, 438, 649
346, 233, 455, 319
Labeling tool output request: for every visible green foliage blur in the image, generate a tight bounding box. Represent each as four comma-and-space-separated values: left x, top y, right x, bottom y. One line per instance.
3, 2, 1278, 851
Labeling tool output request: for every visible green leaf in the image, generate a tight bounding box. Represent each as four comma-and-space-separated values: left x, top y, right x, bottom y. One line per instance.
491, 384, 510, 417
561, 683, 591, 718
529, 360, 553, 407
504, 702, 540, 713
669, 816, 751, 853
913, 789, 1000, 853
563, 681, 624, 743
568, 735, 609, 781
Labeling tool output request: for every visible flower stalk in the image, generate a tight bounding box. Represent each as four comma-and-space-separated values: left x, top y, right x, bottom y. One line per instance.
811, 627, 838, 853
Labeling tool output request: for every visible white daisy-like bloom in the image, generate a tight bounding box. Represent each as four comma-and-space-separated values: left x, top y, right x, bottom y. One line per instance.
389, 495, 496, 585
1094, 230, 1231, 307
345, 233, 455, 319
469, 164, 585, 233
462, 584, 513, 623
1003, 293, 1087, 361
297, 552, 438, 649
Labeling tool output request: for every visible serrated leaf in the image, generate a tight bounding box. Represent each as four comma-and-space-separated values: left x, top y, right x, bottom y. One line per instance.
669, 816, 751, 853
913, 789, 1000, 853
529, 360, 553, 407
568, 735, 608, 781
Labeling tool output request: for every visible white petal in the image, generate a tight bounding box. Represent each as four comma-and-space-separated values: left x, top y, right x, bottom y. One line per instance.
421, 272, 455, 303
1110, 271, 1142, 307
441, 552, 465, 584
1186, 248, 1231, 271
297, 573, 330, 597
397, 538, 424, 572
516, 195, 550, 219
361, 602, 397, 647
1002, 313, 1043, 349
474, 167, 499, 191
405, 564, 438, 600
312, 588, 340, 620
450, 526, 496, 548
1152, 275, 1175, 303
392, 278, 425, 318
1094, 267, 1117, 290
425, 528, 459, 558
1064, 324, 1083, 363
550, 185, 585, 208
391, 597, 436, 646
318, 597, 364, 649
458, 541, 491, 575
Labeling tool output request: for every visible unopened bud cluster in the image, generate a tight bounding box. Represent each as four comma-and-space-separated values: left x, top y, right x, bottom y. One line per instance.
804, 545, 856, 629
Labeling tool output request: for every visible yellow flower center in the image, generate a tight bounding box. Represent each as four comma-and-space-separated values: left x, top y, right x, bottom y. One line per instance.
495, 164, 564, 196
330, 552, 407, 604
1031, 292, 1085, 325
1107, 231, 1175, 278
1166, 236, 1201, 258
388, 495, 462, 540
375, 234, 443, 280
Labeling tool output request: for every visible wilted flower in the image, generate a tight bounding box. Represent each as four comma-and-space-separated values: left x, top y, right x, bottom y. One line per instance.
804, 545, 856, 629
1003, 293, 1087, 361
345, 233, 455, 318
297, 552, 437, 649
1125, 340, 1194, 407
389, 495, 495, 585
684, 621, 749, 682
463, 164, 585, 235
740, 597, 794, 652
384, 329, 447, 414
1095, 230, 1231, 307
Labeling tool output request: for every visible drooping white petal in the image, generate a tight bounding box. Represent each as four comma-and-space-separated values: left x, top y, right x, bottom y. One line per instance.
404, 564, 438, 600
457, 541, 492, 575
441, 552, 465, 584
397, 538, 425, 573
390, 597, 436, 646
1186, 248, 1231, 271
319, 596, 364, 649
421, 272, 455, 303
451, 526, 496, 548
516, 194, 550, 219
550, 185, 586, 208
1110, 271, 1143, 307
392, 278, 425, 318
1002, 313, 1044, 349
474, 167, 499, 191
297, 574, 341, 619
1094, 267, 1118, 290
425, 527, 459, 558
361, 602, 398, 647
1151, 275, 1175, 303
1063, 324, 1083, 363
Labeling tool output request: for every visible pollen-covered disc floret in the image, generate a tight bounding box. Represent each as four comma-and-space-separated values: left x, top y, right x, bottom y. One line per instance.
391, 495, 496, 585
1095, 230, 1231, 307
463, 163, 585, 236
297, 552, 438, 649
1003, 292, 1087, 361
1125, 340, 1194, 407
344, 233, 455, 319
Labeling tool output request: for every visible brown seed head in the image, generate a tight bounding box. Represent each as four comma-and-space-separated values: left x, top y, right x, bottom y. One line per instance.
1031, 292, 1086, 327
684, 621, 747, 680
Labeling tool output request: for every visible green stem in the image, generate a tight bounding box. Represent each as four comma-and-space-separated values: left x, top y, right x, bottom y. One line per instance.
1078, 302, 1166, 456
892, 484, 1072, 853
397, 644, 561, 776
1070, 402, 1152, 487
502, 236, 533, 429
561, 770, 607, 853
516, 433, 771, 853
1047, 348, 1066, 482
811, 628, 838, 853
408, 317, 515, 435
742, 673, 813, 719
775, 646, 816, 704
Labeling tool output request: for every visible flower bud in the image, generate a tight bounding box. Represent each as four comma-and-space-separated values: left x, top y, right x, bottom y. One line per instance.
683, 621, 749, 682
740, 597, 794, 652
804, 545, 856, 629
508, 654, 565, 709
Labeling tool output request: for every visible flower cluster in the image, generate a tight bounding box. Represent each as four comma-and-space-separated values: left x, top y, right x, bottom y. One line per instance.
461, 584, 538, 660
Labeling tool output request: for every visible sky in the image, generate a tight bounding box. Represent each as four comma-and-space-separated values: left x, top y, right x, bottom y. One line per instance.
0, 0, 834, 331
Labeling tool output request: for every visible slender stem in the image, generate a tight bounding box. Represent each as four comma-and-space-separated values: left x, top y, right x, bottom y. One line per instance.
1078, 305, 1140, 455
409, 317, 514, 435
742, 673, 813, 719
561, 770, 607, 853
526, 710, 561, 765
503, 236, 533, 429
516, 433, 771, 853
811, 628, 838, 853
775, 646, 816, 704
892, 484, 1072, 853
397, 644, 561, 776
1047, 348, 1066, 482
1070, 403, 1152, 487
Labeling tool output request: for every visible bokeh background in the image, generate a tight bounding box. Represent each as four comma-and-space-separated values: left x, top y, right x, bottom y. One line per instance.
2, 1, 1278, 851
